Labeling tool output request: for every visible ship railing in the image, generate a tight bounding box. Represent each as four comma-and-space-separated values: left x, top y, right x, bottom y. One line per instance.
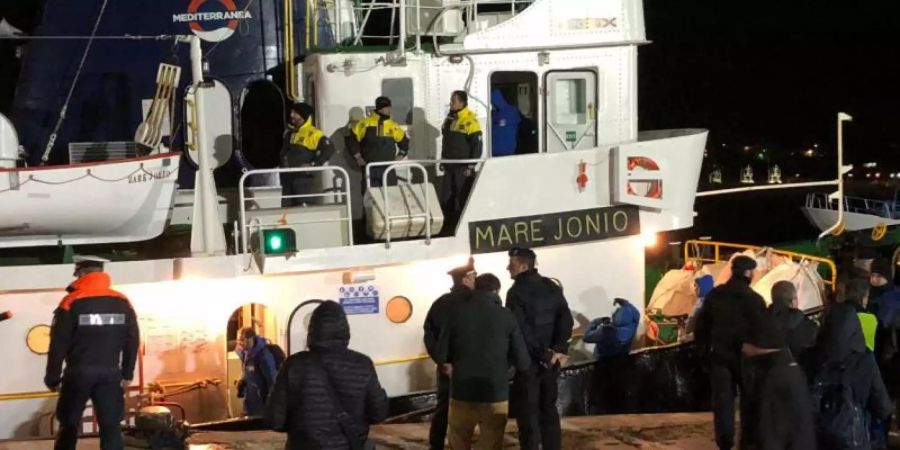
683, 240, 837, 294
310, 0, 535, 53
364, 158, 482, 247
806, 192, 900, 219
238, 166, 353, 255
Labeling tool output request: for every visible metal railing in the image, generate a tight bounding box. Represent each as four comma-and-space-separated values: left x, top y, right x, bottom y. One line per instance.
238, 166, 353, 255
364, 158, 481, 247
310, 0, 535, 53
683, 239, 837, 293
805, 192, 900, 219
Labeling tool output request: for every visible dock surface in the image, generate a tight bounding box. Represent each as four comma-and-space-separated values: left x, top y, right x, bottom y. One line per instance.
0, 413, 717, 449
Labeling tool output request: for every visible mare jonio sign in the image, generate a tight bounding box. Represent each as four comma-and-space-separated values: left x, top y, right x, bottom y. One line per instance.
468, 205, 640, 254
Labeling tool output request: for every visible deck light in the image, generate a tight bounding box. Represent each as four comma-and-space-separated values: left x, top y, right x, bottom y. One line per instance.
262, 229, 297, 255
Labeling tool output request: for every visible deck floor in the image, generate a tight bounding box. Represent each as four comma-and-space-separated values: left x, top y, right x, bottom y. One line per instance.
0, 413, 718, 449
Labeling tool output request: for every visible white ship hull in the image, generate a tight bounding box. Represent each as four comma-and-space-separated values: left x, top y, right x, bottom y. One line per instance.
0, 153, 180, 248
802, 206, 900, 232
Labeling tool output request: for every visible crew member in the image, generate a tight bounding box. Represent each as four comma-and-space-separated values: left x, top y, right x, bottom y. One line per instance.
441, 91, 482, 232
349, 96, 409, 193
45, 255, 140, 450
505, 247, 573, 450
490, 88, 520, 157
281, 102, 335, 207
423, 257, 476, 450
693, 255, 766, 450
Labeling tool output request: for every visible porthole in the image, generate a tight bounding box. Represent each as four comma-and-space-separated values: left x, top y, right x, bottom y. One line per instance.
26, 324, 52, 355
386, 296, 413, 324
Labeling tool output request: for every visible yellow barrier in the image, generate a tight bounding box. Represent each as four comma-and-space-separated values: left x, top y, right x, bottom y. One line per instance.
683, 240, 837, 292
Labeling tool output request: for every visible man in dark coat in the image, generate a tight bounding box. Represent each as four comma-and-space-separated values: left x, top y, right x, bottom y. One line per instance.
45, 256, 140, 450
505, 247, 573, 450
740, 281, 816, 450
435, 273, 531, 450
694, 255, 766, 450
768, 281, 817, 364
266, 301, 388, 449
424, 257, 476, 450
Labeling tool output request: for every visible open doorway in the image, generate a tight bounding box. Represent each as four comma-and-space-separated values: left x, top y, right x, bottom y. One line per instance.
490, 71, 538, 156
225, 303, 278, 418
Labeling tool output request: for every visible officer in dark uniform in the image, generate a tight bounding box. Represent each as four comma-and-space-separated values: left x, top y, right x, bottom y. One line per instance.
349, 96, 410, 194
280, 102, 335, 207
440, 91, 482, 232
693, 255, 766, 450
423, 257, 476, 450
45, 255, 140, 450
505, 247, 573, 450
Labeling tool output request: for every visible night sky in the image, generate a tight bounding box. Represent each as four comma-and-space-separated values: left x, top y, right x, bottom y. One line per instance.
2, 0, 899, 174
640, 0, 900, 177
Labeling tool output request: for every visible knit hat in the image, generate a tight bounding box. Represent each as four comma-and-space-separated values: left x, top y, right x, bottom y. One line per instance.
375, 96, 392, 110
731, 255, 757, 274
289, 102, 314, 121
870, 258, 893, 279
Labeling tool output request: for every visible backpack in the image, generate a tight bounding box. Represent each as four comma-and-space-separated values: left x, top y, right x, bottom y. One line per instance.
811, 369, 870, 449
265, 343, 286, 371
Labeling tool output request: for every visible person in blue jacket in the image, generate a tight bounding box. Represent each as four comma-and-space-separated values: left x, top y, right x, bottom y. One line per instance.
686, 274, 716, 334
583, 298, 640, 360
237, 327, 278, 416
490, 88, 521, 157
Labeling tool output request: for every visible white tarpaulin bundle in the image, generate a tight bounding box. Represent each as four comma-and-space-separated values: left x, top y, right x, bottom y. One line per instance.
650, 248, 826, 317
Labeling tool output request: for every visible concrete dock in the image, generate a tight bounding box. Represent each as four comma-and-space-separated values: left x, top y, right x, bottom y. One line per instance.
0, 413, 718, 449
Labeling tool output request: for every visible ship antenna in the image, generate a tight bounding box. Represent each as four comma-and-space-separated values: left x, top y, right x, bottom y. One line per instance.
38, 0, 110, 166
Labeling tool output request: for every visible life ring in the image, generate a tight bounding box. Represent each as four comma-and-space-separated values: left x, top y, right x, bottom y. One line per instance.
626, 156, 662, 199
872, 222, 887, 241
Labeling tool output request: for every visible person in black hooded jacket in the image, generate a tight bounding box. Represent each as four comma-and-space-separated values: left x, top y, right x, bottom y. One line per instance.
810, 302, 893, 450
266, 301, 388, 449
694, 255, 766, 450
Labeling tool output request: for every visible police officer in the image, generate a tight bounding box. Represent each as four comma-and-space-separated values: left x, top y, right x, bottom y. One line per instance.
693, 255, 766, 450
45, 255, 140, 450
423, 257, 476, 450
441, 91, 482, 231
280, 102, 335, 207
349, 96, 410, 193
505, 247, 573, 450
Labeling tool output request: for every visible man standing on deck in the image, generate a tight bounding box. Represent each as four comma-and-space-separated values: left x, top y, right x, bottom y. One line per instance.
349, 96, 410, 194
505, 247, 573, 450
45, 255, 140, 450
440, 91, 483, 233
423, 257, 476, 450
280, 102, 335, 207
693, 255, 766, 450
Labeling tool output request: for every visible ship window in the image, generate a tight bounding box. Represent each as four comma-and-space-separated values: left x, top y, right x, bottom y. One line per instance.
386, 296, 413, 323
553, 78, 587, 125
382, 78, 414, 125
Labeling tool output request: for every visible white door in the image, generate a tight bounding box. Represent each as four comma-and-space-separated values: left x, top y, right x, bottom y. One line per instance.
544, 71, 597, 152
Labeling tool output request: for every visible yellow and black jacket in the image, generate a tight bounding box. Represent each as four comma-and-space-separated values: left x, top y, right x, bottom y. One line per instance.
441, 107, 483, 160
281, 119, 335, 167
350, 113, 410, 163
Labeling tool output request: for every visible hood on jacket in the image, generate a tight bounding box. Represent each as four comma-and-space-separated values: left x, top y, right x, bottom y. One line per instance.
695, 275, 715, 298
307, 301, 351, 350
491, 88, 511, 109
471, 289, 502, 306
818, 302, 867, 364
611, 299, 640, 328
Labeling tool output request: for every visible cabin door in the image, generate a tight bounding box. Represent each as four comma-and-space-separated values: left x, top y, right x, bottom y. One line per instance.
544, 70, 597, 152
